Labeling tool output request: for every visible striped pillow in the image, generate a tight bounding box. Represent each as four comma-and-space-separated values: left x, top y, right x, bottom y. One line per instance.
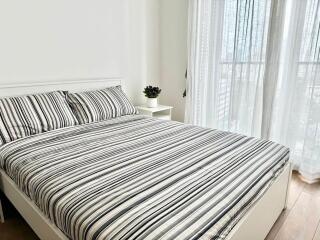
66, 86, 137, 124
0, 91, 78, 145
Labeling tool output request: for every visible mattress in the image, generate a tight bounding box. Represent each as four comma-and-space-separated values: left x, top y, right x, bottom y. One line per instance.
0, 115, 289, 240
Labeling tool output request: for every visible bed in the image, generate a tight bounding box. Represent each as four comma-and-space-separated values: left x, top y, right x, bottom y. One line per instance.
0, 79, 291, 240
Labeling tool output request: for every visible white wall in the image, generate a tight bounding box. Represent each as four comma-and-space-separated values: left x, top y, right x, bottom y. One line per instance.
159, 0, 188, 122
126, 0, 161, 104
0, 0, 158, 104
126, 0, 188, 122
0, 1, 126, 81
125, 0, 148, 104
0, 0, 188, 119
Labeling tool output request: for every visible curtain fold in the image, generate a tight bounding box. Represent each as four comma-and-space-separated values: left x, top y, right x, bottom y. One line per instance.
186, 0, 320, 182
186, 0, 282, 137
261, 0, 287, 139
270, 0, 320, 182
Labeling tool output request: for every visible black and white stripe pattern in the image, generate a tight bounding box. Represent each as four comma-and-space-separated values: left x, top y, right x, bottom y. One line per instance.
67, 86, 137, 124
0, 115, 289, 240
0, 91, 78, 145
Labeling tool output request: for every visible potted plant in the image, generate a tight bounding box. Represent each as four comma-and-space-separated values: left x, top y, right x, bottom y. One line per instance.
143, 86, 161, 108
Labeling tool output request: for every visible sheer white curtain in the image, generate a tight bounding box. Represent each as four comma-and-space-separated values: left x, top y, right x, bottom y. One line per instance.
186, 0, 320, 182
270, 0, 320, 182
186, 0, 285, 138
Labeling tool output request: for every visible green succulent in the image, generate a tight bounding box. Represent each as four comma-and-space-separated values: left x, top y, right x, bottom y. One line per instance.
143, 86, 162, 98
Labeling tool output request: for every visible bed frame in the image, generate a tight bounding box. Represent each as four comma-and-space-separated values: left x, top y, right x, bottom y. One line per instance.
0, 79, 292, 240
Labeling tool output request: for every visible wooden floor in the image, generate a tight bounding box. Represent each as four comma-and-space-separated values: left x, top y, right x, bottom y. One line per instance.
0, 194, 39, 240
0, 172, 319, 240
266, 172, 320, 240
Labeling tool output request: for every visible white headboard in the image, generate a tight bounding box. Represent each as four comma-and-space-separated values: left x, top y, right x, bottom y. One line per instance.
0, 78, 122, 98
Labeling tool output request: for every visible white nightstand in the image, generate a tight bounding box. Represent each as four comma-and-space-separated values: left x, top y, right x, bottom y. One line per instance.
136, 105, 173, 120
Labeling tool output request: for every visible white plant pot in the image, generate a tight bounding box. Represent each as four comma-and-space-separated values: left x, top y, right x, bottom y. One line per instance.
146, 98, 158, 108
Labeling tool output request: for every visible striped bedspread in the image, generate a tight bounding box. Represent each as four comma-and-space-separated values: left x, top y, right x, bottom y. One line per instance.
0, 115, 289, 240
